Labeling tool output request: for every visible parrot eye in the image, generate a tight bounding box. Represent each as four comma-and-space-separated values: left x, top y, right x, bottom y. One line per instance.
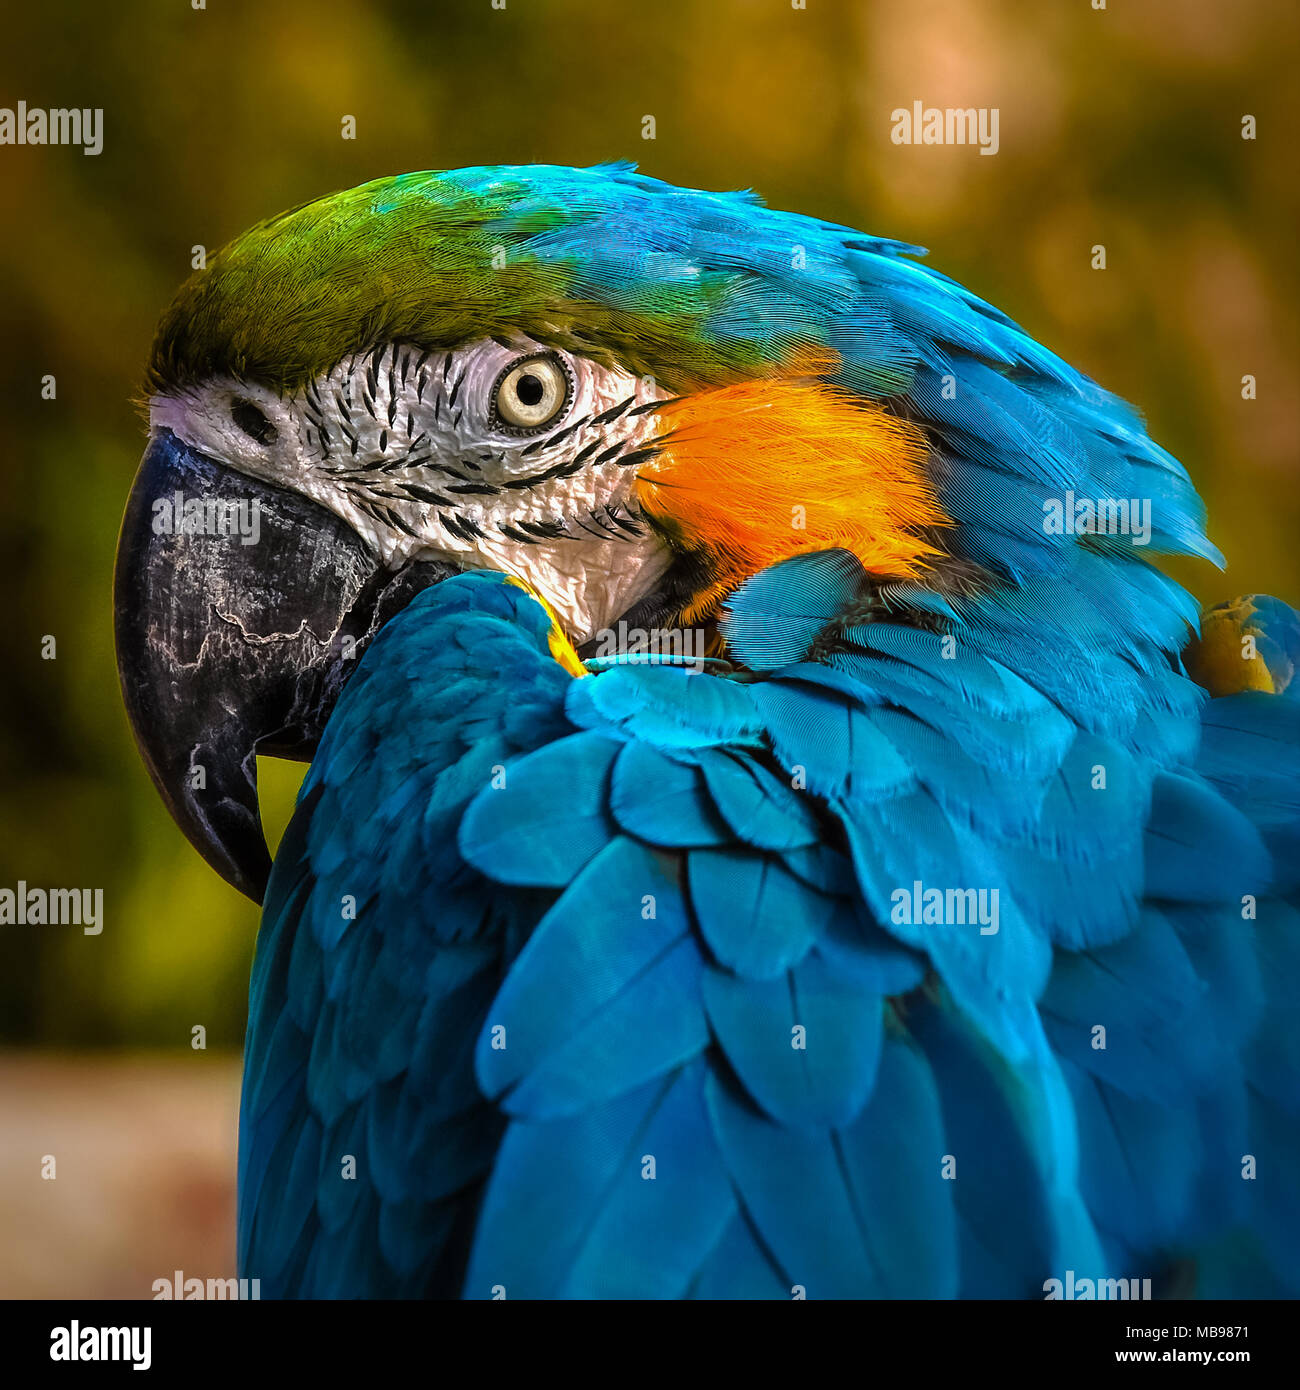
491, 354, 572, 432
231, 397, 278, 446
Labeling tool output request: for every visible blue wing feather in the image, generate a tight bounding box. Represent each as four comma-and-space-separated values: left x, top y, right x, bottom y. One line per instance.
240, 571, 1300, 1298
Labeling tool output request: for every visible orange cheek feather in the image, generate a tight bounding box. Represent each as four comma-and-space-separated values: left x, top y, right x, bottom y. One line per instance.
636, 378, 950, 624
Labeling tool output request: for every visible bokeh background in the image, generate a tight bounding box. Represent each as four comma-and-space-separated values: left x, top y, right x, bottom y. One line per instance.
0, 0, 1295, 1296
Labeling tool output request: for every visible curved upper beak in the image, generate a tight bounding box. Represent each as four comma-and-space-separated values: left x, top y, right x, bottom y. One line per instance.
114, 430, 453, 902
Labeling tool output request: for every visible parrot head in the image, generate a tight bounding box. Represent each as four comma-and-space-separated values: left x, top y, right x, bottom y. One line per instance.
115, 163, 1214, 901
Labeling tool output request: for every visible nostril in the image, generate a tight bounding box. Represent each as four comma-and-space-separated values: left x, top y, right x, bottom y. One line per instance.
231, 397, 278, 445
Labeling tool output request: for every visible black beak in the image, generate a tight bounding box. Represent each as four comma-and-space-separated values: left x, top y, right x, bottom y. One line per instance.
114, 429, 454, 902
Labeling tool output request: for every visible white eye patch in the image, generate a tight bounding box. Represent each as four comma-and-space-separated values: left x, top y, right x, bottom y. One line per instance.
148, 339, 676, 643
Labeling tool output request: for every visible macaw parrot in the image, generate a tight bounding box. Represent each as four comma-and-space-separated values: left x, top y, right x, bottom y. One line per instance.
114, 163, 1300, 1300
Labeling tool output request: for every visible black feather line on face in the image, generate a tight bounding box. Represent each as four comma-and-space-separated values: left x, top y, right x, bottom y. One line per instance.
590, 395, 638, 426
397, 483, 455, 506
610, 510, 645, 536
586, 507, 625, 538
616, 445, 663, 470
571, 513, 610, 540
354, 496, 388, 526
544, 415, 591, 449
494, 431, 643, 493
516, 518, 568, 539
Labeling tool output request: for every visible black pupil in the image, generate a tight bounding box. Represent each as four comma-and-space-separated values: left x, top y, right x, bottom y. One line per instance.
514, 373, 545, 407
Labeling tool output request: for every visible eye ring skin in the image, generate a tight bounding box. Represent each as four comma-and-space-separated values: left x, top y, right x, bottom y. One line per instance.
489, 352, 574, 434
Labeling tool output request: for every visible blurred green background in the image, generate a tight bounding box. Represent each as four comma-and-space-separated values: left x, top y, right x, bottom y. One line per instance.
1, 0, 1296, 1056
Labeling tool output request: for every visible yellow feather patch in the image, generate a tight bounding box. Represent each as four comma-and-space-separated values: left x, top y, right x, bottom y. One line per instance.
1184, 598, 1277, 697
504, 575, 587, 677
636, 377, 948, 623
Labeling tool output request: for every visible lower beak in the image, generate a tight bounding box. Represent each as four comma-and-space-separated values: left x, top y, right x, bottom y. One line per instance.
114, 429, 454, 902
